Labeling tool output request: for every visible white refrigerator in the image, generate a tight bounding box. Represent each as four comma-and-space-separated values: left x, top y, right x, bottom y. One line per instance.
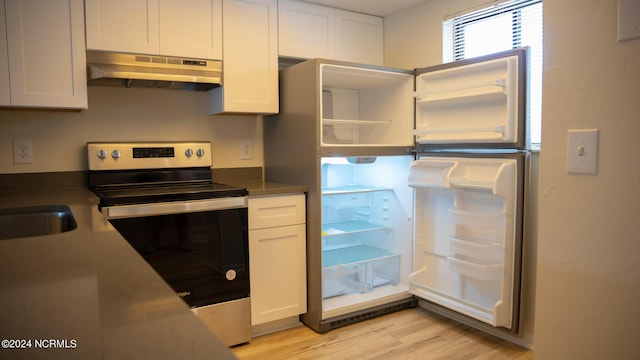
265, 48, 529, 336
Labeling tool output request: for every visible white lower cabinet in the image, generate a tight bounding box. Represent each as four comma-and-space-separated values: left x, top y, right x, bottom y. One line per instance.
248, 194, 306, 328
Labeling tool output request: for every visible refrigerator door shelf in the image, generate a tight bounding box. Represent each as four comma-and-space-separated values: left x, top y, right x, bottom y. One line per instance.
446, 256, 503, 281
409, 267, 511, 327
413, 78, 506, 103
449, 209, 507, 228
448, 236, 504, 261
409, 157, 517, 197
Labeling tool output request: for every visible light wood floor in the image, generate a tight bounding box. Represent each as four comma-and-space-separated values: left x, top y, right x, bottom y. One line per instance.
232, 308, 533, 360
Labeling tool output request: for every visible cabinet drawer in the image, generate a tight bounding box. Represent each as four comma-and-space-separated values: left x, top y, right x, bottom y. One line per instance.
249, 194, 305, 229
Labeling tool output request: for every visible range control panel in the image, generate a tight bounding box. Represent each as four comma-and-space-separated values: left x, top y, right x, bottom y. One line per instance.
87, 142, 213, 171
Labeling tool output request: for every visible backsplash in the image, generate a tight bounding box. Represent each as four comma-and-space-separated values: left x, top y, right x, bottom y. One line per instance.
0, 86, 263, 174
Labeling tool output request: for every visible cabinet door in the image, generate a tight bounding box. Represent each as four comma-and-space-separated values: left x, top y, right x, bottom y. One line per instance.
85, 0, 160, 54
5, 0, 87, 108
158, 0, 222, 59
249, 224, 306, 325
207, 0, 278, 114
278, 0, 335, 59
0, 1, 10, 105
335, 10, 383, 65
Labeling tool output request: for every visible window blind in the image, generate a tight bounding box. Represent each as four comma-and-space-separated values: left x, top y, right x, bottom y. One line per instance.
442, 0, 543, 144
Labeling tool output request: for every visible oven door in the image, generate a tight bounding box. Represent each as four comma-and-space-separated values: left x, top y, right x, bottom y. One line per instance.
103, 197, 249, 308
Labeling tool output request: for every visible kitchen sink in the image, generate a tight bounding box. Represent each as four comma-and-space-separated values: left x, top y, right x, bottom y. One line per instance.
0, 205, 77, 240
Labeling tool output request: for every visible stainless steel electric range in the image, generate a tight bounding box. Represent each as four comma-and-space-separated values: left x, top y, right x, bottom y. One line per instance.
87, 142, 250, 347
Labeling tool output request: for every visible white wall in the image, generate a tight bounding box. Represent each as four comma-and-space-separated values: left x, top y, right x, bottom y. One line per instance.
535, 0, 640, 359
384, 0, 539, 349
387, 0, 640, 357
384, 0, 489, 69
0, 86, 264, 173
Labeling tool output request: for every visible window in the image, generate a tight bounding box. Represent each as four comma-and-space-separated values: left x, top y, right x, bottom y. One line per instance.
443, 0, 543, 146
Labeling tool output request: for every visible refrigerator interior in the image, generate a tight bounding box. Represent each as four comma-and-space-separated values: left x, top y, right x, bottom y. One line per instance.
320, 64, 414, 147
408, 155, 520, 329
320, 155, 414, 319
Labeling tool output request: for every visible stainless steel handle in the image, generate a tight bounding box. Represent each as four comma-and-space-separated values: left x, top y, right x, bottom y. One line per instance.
102, 196, 247, 220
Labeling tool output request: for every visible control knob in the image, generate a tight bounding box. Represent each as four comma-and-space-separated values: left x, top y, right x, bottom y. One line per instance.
185, 148, 194, 158
196, 148, 205, 158
97, 149, 108, 160
111, 149, 121, 159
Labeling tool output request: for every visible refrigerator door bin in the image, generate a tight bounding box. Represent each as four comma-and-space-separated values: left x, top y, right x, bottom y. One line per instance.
448, 236, 504, 261
449, 209, 506, 228
414, 79, 506, 104
409, 157, 516, 194
446, 256, 503, 281
409, 267, 508, 326
408, 160, 457, 188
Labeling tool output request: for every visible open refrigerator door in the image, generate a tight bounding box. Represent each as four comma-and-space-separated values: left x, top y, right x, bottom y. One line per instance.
408, 153, 525, 330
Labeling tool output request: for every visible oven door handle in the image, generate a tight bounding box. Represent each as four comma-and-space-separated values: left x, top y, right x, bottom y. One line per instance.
102, 196, 247, 220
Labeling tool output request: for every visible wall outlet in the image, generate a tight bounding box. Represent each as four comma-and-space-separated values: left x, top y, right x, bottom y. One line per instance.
240, 141, 253, 160
13, 140, 33, 164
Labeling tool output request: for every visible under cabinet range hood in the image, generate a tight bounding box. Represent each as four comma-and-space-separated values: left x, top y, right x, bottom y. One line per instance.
86, 51, 222, 91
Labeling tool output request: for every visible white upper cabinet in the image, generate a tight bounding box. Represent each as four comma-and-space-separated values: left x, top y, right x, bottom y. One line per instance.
159, 0, 222, 59
2, 0, 87, 109
85, 0, 222, 60
335, 10, 383, 65
278, 0, 335, 59
85, 0, 160, 55
278, 0, 384, 65
207, 0, 278, 114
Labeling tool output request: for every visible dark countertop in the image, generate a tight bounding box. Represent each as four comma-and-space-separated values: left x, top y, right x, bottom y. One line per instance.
227, 180, 308, 197
209, 167, 308, 196
0, 187, 237, 360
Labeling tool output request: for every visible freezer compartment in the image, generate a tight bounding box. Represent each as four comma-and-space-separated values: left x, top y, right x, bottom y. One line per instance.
322, 245, 400, 299
320, 64, 414, 146
414, 48, 526, 148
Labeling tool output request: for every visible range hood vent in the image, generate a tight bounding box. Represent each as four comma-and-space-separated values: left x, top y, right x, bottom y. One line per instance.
86, 51, 222, 91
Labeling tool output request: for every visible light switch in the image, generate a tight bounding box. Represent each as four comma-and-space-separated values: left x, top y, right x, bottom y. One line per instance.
567, 129, 599, 175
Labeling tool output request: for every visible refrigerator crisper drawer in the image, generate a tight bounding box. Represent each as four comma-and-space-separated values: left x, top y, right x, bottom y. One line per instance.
322, 245, 400, 299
